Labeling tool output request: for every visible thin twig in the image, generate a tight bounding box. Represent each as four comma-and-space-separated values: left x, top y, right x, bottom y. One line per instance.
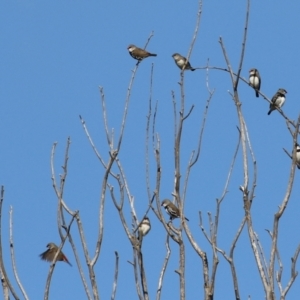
269, 116, 300, 294
44, 216, 76, 300
74, 213, 93, 300
280, 244, 300, 298
99, 86, 112, 148
92, 150, 118, 265
9, 206, 28, 300
0, 186, 20, 300
111, 251, 119, 300
156, 235, 171, 300
118, 32, 154, 151
146, 63, 154, 201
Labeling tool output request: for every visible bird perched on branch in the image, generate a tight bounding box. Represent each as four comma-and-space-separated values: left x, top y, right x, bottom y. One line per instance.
39, 243, 72, 266
249, 68, 261, 98
172, 53, 195, 71
295, 144, 300, 169
161, 199, 189, 221
267, 88, 287, 115
127, 44, 157, 61
138, 217, 151, 243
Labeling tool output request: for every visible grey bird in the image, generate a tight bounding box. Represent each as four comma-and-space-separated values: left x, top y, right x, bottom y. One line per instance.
296, 144, 300, 169
249, 68, 261, 98
268, 88, 287, 115
138, 217, 151, 243
40, 243, 72, 266
172, 53, 195, 71
127, 44, 157, 61
161, 199, 189, 221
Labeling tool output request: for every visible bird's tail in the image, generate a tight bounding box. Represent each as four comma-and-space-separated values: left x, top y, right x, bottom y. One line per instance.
63, 256, 72, 266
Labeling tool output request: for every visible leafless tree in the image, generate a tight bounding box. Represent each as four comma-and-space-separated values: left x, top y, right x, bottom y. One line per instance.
0, 0, 299, 299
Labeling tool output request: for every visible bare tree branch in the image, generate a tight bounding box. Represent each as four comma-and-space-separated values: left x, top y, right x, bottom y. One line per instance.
92, 150, 118, 266
269, 116, 300, 296
44, 216, 76, 300
156, 235, 171, 300
111, 251, 119, 300
117, 32, 154, 151
280, 244, 300, 298
9, 206, 28, 300
0, 186, 20, 300
146, 63, 154, 201
99, 86, 113, 148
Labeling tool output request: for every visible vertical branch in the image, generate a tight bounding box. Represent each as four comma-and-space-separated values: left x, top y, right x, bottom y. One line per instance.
219, 0, 250, 192
234, 0, 250, 90
218, 1, 276, 298
100, 86, 113, 149
187, 66, 214, 169
185, 0, 203, 63
111, 251, 119, 300
50, 138, 75, 241
172, 91, 178, 146
115, 158, 138, 224
228, 218, 246, 300
92, 150, 118, 266
74, 213, 93, 300
51, 140, 93, 299
0, 186, 20, 300
269, 117, 300, 294
9, 206, 28, 300
44, 217, 76, 300
137, 251, 149, 300
131, 251, 143, 300
156, 235, 171, 300
178, 240, 185, 300
280, 244, 300, 298
175, 0, 202, 203
145, 64, 154, 201
171, 4, 203, 300
117, 62, 139, 152
117, 32, 154, 151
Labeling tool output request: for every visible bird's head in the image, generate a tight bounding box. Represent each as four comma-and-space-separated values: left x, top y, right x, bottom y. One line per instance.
172, 53, 180, 60
127, 44, 136, 51
161, 199, 171, 207
46, 243, 56, 250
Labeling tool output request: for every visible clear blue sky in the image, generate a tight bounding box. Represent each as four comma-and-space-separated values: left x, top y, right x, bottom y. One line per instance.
1, 1, 300, 299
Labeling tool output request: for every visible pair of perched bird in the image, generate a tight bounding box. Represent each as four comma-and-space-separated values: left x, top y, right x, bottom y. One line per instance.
138, 199, 188, 244
127, 44, 195, 71
249, 68, 287, 115
249, 69, 300, 168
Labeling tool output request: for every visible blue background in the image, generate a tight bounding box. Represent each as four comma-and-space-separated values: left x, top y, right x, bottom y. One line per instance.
1, 1, 299, 299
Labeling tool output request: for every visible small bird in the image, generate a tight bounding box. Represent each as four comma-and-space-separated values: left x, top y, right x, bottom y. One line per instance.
249, 68, 261, 98
127, 44, 157, 61
138, 217, 151, 243
161, 199, 189, 221
267, 88, 287, 115
172, 53, 195, 71
40, 243, 72, 266
296, 144, 300, 169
